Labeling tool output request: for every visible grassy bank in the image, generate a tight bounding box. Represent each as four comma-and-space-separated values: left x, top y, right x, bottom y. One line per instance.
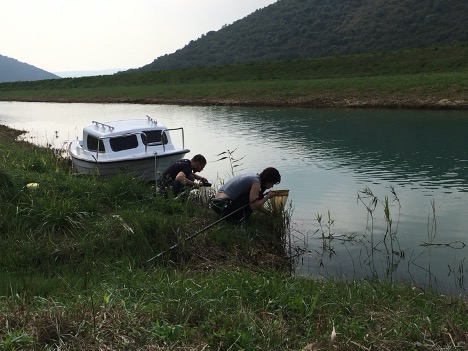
1, 44, 467, 109
1, 126, 468, 349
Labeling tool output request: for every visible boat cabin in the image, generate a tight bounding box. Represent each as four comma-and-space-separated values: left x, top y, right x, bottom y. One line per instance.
69, 116, 189, 180
81, 116, 179, 157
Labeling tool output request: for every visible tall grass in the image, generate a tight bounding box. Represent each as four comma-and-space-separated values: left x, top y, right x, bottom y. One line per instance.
1, 72, 466, 106
2, 268, 468, 350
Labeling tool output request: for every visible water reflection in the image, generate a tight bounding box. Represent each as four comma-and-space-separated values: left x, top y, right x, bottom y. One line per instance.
2, 102, 468, 295
221, 108, 468, 193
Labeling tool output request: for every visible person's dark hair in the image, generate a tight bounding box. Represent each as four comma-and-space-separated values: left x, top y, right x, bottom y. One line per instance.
191, 154, 207, 165
259, 167, 281, 184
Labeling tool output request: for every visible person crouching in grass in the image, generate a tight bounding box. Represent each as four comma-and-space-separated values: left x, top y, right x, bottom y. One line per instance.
157, 154, 208, 197
210, 167, 281, 223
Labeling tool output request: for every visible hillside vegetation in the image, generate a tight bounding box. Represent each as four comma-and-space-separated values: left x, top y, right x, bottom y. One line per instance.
0, 44, 467, 109
2, 0, 467, 83
134, 0, 468, 72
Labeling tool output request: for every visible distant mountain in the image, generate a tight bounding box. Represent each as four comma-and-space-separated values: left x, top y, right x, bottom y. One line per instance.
133, 0, 468, 72
54, 68, 123, 78
0, 55, 59, 83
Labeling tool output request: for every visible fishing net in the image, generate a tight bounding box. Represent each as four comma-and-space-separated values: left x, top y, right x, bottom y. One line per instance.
270, 189, 289, 213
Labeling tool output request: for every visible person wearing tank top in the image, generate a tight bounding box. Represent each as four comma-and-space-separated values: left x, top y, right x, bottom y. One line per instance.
210, 167, 281, 223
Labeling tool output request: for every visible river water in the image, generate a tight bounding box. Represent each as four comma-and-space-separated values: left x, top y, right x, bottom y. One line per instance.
1, 102, 468, 295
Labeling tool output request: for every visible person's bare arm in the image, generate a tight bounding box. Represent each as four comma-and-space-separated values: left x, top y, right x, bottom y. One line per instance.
175, 171, 199, 187
249, 182, 275, 213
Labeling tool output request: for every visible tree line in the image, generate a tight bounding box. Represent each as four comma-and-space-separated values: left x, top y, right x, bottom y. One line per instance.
131, 0, 468, 73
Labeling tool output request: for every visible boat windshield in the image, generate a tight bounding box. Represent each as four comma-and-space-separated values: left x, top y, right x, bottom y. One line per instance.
142, 130, 168, 145
109, 135, 139, 152
87, 135, 105, 152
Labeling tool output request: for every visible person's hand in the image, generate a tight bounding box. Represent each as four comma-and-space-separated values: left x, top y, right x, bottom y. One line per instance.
266, 191, 276, 199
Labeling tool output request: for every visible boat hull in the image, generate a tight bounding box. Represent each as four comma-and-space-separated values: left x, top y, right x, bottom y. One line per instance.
70, 150, 189, 182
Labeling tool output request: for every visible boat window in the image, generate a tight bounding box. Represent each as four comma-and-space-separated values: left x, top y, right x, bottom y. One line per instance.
142, 130, 168, 145
110, 135, 139, 151
87, 135, 105, 152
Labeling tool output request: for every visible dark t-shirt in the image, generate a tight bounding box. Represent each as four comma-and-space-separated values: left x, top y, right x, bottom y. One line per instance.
157, 159, 193, 187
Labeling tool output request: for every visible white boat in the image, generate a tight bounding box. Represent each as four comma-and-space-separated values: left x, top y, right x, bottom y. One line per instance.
68, 116, 190, 182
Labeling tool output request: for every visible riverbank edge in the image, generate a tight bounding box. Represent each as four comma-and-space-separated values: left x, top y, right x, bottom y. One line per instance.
2, 96, 468, 110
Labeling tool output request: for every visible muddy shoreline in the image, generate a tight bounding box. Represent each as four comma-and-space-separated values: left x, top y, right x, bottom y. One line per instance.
3, 96, 468, 110
129, 97, 468, 110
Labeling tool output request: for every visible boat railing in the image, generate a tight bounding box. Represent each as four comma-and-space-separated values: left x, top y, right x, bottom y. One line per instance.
92, 121, 115, 131
162, 128, 185, 152
146, 115, 158, 125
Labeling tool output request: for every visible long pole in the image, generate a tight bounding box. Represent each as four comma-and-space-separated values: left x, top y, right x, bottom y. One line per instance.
146, 197, 260, 263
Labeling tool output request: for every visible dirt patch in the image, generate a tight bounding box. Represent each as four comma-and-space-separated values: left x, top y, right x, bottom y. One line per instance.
0, 124, 26, 140
2, 96, 467, 112
65, 96, 468, 110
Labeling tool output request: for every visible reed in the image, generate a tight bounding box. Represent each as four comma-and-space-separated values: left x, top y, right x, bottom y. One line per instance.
214, 146, 245, 178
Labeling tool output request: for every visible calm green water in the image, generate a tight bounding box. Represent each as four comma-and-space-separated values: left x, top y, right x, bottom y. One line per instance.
2, 102, 468, 294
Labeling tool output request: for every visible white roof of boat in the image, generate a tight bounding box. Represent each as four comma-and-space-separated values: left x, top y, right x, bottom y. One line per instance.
83, 118, 169, 136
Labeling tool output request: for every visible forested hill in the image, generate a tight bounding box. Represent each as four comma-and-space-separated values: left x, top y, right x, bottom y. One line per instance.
0, 55, 59, 83
133, 0, 468, 72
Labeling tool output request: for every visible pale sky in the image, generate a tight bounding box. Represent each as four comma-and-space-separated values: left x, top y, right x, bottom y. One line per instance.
1, 0, 277, 74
